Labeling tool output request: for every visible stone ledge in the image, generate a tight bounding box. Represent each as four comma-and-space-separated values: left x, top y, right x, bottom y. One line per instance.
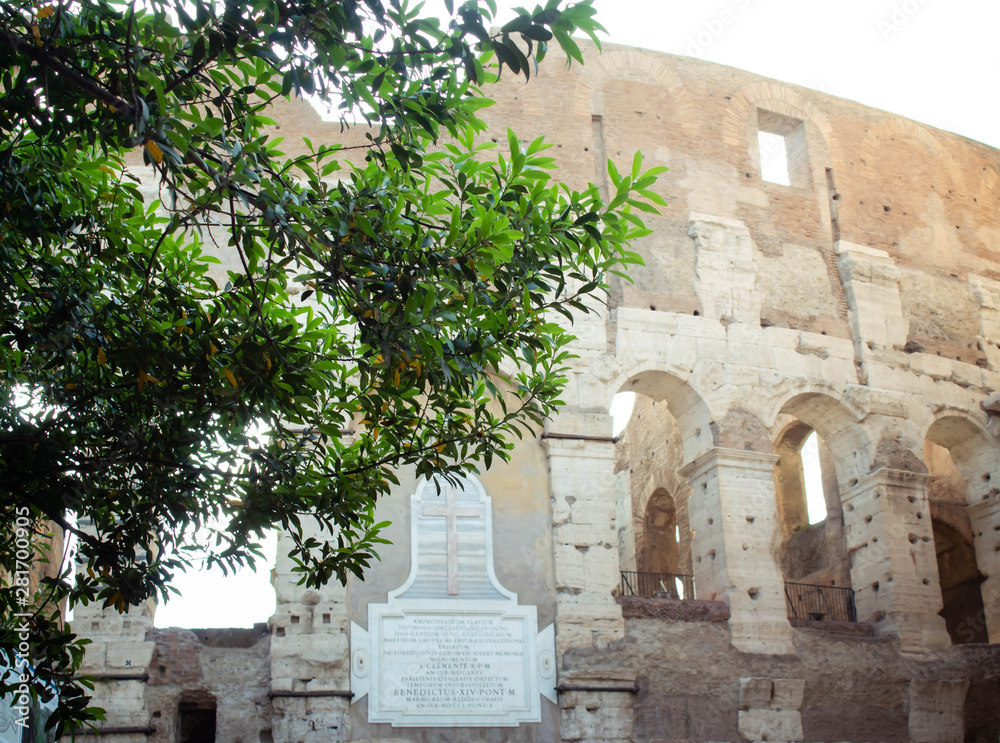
616, 596, 730, 622
788, 617, 877, 636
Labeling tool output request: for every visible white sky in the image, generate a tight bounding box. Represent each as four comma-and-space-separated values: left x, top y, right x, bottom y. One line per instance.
154, 0, 996, 628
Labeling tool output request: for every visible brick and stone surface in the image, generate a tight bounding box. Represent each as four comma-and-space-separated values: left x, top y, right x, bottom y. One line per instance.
71, 41, 1000, 743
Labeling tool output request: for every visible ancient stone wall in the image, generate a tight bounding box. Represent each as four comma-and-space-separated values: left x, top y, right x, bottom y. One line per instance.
72, 40, 1000, 743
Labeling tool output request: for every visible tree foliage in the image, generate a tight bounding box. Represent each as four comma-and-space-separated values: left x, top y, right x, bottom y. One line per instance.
0, 0, 662, 732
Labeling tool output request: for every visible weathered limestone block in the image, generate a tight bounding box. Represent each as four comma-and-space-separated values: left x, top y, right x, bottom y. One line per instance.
681, 448, 795, 655
559, 670, 636, 743
270, 633, 350, 690
842, 468, 950, 652
689, 212, 762, 324
738, 708, 804, 743
835, 241, 909, 352
737, 677, 806, 742
739, 677, 775, 710
545, 436, 624, 653
969, 273, 1000, 371
271, 696, 348, 743
908, 679, 969, 743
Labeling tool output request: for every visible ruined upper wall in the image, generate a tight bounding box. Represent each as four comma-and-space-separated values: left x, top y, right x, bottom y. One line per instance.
478, 41, 1000, 360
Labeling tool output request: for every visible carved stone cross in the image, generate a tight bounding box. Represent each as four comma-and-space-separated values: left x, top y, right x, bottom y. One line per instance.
421, 482, 481, 594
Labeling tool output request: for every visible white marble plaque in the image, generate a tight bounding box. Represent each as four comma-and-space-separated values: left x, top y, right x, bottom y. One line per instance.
351, 475, 556, 727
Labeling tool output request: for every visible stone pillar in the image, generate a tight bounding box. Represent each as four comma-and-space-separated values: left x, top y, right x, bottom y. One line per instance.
73, 520, 157, 742
546, 425, 633, 743
842, 469, 951, 652
680, 448, 794, 655
269, 523, 351, 743
967, 497, 1000, 642
544, 431, 624, 654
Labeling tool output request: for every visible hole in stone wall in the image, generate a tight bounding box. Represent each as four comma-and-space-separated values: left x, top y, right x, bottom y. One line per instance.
758, 131, 790, 186
178, 691, 217, 743
756, 109, 810, 189
774, 420, 851, 588
933, 519, 987, 644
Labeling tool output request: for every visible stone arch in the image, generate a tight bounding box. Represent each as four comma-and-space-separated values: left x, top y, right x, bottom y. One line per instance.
722, 80, 836, 172
613, 368, 715, 464
925, 414, 1000, 505
572, 49, 697, 130
772, 416, 852, 587
769, 389, 872, 488
978, 164, 1000, 207
858, 118, 966, 192
924, 413, 1000, 643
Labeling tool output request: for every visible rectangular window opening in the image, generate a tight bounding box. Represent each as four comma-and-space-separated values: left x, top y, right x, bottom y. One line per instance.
757, 109, 810, 189
758, 131, 791, 186
179, 702, 217, 743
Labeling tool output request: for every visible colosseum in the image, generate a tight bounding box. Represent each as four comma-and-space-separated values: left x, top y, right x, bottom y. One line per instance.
73, 39, 1000, 743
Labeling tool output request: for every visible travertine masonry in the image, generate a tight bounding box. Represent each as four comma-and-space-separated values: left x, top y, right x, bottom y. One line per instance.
75, 40, 1000, 743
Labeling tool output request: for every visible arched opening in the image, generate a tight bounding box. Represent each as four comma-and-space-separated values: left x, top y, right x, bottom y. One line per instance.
924, 416, 999, 644
612, 371, 710, 599
770, 392, 871, 623
642, 488, 678, 575
773, 420, 850, 587
932, 518, 987, 644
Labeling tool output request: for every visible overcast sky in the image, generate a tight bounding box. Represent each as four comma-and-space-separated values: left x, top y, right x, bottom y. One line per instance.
153, 0, 999, 629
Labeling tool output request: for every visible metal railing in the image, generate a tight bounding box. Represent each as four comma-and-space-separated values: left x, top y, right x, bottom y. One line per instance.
784, 582, 857, 622
620, 571, 695, 600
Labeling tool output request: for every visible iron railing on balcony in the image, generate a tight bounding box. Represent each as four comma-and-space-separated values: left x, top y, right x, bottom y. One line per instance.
784, 582, 857, 622
620, 571, 695, 600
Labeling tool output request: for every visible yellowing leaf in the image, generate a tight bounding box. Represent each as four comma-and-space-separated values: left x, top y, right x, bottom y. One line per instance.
37, 5, 54, 18
64, 383, 77, 390
434, 442, 446, 453
224, 368, 237, 388
145, 139, 163, 164
393, 368, 400, 387
371, 426, 380, 441
97, 347, 106, 365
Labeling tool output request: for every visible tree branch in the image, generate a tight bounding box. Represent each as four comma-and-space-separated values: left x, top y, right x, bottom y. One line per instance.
1, 28, 135, 117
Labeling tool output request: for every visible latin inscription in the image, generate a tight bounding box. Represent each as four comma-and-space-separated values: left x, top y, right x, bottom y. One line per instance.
378, 613, 528, 716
